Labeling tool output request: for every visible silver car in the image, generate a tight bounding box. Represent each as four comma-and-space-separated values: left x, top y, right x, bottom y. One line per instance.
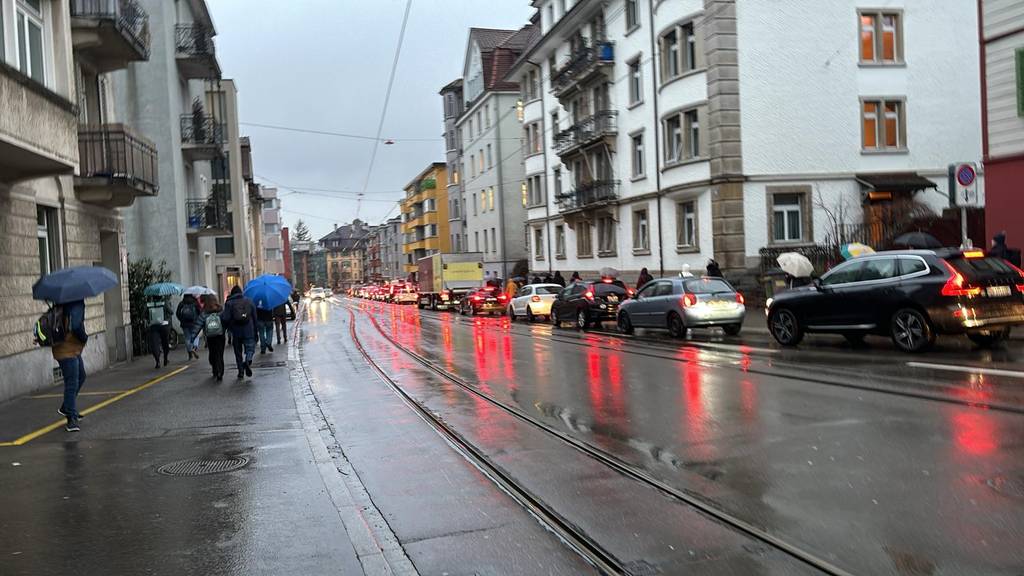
617, 277, 746, 337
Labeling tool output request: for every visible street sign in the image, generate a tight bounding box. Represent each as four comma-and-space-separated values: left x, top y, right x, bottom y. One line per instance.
948, 162, 980, 208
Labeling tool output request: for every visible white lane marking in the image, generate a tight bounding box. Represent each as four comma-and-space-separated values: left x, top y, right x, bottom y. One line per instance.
906, 362, 1024, 379
684, 341, 779, 355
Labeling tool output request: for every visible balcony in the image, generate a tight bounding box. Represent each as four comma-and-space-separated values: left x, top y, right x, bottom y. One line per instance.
70, 0, 150, 72
180, 113, 225, 162
557, 180, 619, 214
186, 190, 231, 236
0, 63, 78, 183
551, 40, 614, 99
74, 124, 158, 208
174, 24, 220, 79
554, 110, 618, 157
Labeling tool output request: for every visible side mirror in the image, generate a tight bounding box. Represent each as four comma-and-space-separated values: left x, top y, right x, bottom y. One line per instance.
812, 277, 823, 291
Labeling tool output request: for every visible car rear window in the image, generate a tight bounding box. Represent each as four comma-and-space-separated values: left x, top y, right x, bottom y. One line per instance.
593, 284, 626, 296
683, 278, 733, 294
535, 286, 558, 295
950, 257, 1017, 278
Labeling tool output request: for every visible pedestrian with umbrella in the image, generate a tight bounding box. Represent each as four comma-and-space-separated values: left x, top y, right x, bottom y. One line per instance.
142, 282, 182, 369
176, 294, 202, 360
32, 266, 118, 432
221, 285, 258, 379
244, 274, 292, 355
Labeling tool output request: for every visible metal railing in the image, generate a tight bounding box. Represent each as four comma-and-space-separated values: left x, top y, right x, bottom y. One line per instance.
174, 23, 215, 58
180, 114, 226, 146
186, 192, 230, 232
77, 123, 158, 192
551, 40, 614, 94
70, 0, 151, 57
553, 110, 617, 155
557, 180, 619, 212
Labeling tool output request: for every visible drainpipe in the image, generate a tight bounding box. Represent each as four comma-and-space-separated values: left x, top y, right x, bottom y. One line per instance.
532, 60, 554, 274
648, 0, 664, 276
495, 98, 509, 281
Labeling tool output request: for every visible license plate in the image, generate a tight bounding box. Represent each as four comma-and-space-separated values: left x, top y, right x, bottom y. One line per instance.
486, 298, 497, 302
986, 286, 1011, 297
708, 300, 731, 309
607, 295, 619, 303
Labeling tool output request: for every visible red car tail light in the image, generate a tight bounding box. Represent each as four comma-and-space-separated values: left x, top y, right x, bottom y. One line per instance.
584, 290, 595, 301
681, 293, 697, 307
626, 288, 635, 297
497, 293, 509, 303
940, 260, 981, 297
471, 295, 482, 302
735, 293, 745, 304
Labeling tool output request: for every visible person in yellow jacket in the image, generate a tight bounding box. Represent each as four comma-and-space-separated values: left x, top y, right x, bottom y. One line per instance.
504, 278, 520, 298
53, 300, 88, 432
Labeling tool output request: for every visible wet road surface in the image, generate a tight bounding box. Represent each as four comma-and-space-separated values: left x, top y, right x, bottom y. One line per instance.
316, 297, 1024, 575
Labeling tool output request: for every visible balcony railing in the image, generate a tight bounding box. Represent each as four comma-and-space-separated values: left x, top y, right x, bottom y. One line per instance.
557, 180, 619, 213
551, 40, 614, 96
75, 123, 158, 207
554, 110, 618, 156
180, 113, 225, 146
186, 192, 231, 235
174, 24, 220, 78
70, 0, 151, 64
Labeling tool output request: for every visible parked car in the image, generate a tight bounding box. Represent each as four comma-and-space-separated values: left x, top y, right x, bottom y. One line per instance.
390, 282, 418, 305
459, 285, 508, 315
507, 284, 561, 322
551, 279, 629, 330
766, 249, 1024, 352
617, 277, 745, 337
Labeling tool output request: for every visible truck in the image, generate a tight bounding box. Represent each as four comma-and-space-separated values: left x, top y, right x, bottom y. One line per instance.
417, 252, 484, 311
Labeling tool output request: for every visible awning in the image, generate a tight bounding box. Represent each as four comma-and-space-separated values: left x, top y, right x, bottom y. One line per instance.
855, 172, 937, 192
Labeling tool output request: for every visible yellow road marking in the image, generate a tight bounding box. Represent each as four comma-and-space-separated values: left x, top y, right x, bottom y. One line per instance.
29, 391, 122, 399
0, 365, 190, 446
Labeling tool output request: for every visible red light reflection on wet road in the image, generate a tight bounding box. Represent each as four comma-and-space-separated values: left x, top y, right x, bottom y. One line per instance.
952, 410, 997, 456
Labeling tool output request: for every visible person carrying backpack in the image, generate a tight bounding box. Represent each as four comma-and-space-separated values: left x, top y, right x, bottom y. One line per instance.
273, 300, 293, 345
200, 294, 226, 381
146, 296, 173, 369
220, 286, 257, 379
176, 294, 201, 361
53, 300, 88, 432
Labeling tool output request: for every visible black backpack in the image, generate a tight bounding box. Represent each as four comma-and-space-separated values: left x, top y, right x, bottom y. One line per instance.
34, 306, 66, 347
177, 301, 197, 324
230, 298, 251, 327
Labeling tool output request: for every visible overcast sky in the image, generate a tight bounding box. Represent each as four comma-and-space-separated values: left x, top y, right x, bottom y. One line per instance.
207, 0, 533, 241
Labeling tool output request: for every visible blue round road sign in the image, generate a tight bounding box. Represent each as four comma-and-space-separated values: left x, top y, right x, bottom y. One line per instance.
957, 164, 976, 187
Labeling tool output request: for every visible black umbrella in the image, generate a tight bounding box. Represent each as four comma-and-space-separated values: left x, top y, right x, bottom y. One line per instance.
32, 266, 118, 304
891, 231, 942, 249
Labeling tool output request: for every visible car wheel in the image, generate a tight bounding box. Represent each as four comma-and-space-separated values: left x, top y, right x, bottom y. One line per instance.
552, 309, 561, 328
526, 306, 535, 323
576, 310, 589, 331
722, 323, 742, 336
966, 327, 1011, 348
507, 305, 516, 321
460, 302, 467, 316
769, 308, 804, 346
667, 313, 686, 339
843, 332, 867, 346
890, 308, 934, 353
617, 312, 634, 335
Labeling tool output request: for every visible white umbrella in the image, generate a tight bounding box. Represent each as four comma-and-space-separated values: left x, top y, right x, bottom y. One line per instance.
183, 285, 216, 297
776, 252, 814, 278
599, 267, 620, 279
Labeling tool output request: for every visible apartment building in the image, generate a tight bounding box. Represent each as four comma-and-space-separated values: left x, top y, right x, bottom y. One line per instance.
260, 186, 284, 275
241, 135, 264, 277
0, 0, 160, 401
440, 79, 465, 252
378, 216, 403, 281
401, 163, 449, 278
458, 26, 535, 280
980, 0, 1024, 244
319, 220, 369, 291
512, 0, 982, 286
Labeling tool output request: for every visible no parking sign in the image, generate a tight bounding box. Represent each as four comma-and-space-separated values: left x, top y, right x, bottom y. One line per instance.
948, 162, 980, 207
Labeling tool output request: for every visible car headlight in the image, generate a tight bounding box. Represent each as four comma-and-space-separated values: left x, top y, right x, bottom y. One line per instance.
765, 297, 773, 316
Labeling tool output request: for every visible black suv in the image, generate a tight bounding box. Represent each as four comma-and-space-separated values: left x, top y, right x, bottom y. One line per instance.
767, 249, 1024, 352
551, 279, 630, 330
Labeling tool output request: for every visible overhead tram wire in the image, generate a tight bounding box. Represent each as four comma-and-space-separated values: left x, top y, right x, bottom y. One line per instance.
355, 0, 414, 219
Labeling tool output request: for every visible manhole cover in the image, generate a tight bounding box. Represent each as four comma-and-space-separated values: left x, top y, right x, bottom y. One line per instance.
987, 475, 1024, 499
158, 457, 249, 477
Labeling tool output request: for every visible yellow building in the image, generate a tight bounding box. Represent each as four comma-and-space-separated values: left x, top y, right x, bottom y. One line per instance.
402, 163, 450, 276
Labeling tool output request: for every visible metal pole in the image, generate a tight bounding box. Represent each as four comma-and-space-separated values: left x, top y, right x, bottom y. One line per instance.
961, 206, 970, 248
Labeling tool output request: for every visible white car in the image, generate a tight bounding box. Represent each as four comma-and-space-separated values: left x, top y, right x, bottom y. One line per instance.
507, 284, 561, 322
309, 287, 326, 301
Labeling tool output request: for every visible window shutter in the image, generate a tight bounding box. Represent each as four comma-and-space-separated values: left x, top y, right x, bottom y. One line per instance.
1017, 49, 1024, 118
697, 105, 710, 158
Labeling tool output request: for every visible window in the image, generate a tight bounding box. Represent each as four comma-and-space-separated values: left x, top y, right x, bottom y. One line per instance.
550, 112, 559, 145
263, 223, 280, 235
663, 108, 703, 163
491, 228, 497, 253
862, 98, 906, 151
660, 22, 701, 81
478, 152, 484, 173
527, 174, 544, 207
216, 237, 235, 255
628, 59, 642, 105
487, 144, 493, 168
16, 0, 46, 84
631, 133, 644, 178
475, 231, 480, 251
476, 112, 482, 134
625, 0, 639, 31
265, 248, 282, 260
472, 193, 477, 215
597, 215, 616, 255
426, 224, 437, 237
424, 198, 436, 212
470, 154, 476, 178
468, 118, 473, 139
487, 187, 495, 211
527, 122, 542, 154
860, 258, 899, 281
685, 110, 699, 158
36, 206, 59, 275
480, 191, 486, 213
900, 257, 927, 276
822, 260, 867, 286
547, 4, 555, 28
772, 193, 803, 243
676, 201, 697, 249
632, 209, 649, 252
533, 228, 544, 259
484, 103, 491, 127
859, 11, 902, 64
576, 221, 592, 256
554, 225, 565, 257
553, 168, 562, 199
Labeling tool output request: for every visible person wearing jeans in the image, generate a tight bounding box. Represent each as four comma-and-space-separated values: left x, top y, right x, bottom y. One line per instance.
256, 306, 274, 354
220, 286, 257, 379
53, 300, 88, 432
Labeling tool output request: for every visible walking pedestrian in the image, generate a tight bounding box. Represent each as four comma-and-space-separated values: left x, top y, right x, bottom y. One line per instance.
636, 267, 654, 291
176, 294, 201, 360
201, 294, 226, 381
256, 305, 275, 354
570, 271, 581, 283
531, 275, 542, 284
553, 271, 566, 287
221, 286, 257, 379
54, 299, 87, 432
146, 296, 173, 369
706, 259, 723, 278
543, 273, 554, 284
273, 300, 293, 345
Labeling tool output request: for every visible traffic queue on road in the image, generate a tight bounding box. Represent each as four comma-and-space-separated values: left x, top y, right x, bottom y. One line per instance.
339, 240, 1024, 354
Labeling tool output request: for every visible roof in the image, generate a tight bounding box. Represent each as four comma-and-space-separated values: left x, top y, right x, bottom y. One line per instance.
470, 27, 518, 51
856, 172, 938, 191
318, 220, 371, 252
403, 162, 446, 192
486, 24, 536, 91
439, 78, 463, 95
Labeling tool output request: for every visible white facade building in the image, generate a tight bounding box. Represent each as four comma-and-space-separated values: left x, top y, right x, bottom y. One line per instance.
261, 187, 284, 275
511, 0, 983, 286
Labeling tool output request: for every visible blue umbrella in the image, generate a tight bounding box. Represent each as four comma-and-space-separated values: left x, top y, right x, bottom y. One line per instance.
244, 275, 293, 310
33, 266, 119, 304
143, 282, 184, 297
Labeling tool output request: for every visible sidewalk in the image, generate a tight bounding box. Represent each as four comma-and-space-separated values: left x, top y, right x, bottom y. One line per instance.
0, 341, 373, 576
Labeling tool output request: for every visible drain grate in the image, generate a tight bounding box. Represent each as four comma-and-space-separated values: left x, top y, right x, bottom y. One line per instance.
254, 361, 287, 369
158, 457, 249, 477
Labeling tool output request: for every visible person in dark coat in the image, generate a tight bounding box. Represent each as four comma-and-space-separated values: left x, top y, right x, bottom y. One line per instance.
220, 286, 257, 379
531, 275, 542, 284
570, 271, 581, 283
256, 305, 275, 354
706, 259, 723, 278
636, 268, 654, 291
176, 294, 202, 360
553, 271, 566, 287
988, 232, 1010, 260
273, 300, 293, 345
543, 273, 554, 283
200, 294, 226, 381
146, 297, 173, 369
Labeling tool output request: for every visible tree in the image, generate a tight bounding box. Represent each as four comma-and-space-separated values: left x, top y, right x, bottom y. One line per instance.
128, 258, 171, 356
293, 219, 312, 242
